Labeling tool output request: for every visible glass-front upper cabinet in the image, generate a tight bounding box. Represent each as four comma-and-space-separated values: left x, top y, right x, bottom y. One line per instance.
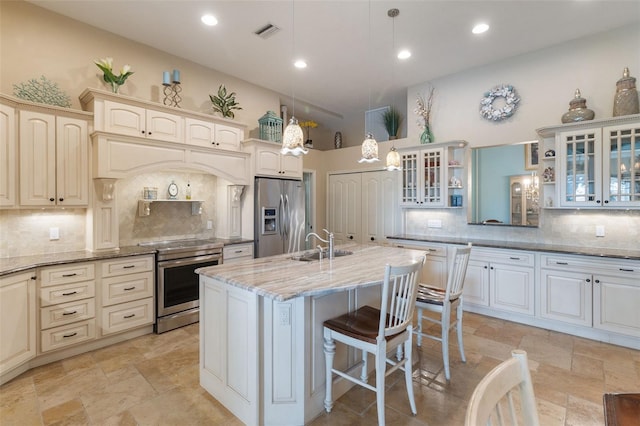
557, 121, 640, 208
603, 124, 640, 206
399, 148, 445, 207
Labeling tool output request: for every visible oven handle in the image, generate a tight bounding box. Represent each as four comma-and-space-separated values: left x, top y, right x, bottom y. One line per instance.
158, 253, 222, 268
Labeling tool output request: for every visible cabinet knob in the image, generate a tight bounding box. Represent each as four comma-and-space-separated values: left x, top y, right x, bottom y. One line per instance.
595, 279, 600, 284
596, 200, 601, 204
484, 266, 488, 269
59, 197, 64, 202
370, 237, 375, 241
148, 132, 152, 135
586, 278, 591, 283
490, 266, 494, 270
49, 197, 55, 202
141, 130, 145, 134
349, 235, 354, 240
604, 200, 609, 204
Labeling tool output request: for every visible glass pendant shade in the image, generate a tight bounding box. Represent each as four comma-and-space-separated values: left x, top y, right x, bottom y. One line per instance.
281, 117, 308, 156
358, 133, 380, 163
385, 146, 402, 171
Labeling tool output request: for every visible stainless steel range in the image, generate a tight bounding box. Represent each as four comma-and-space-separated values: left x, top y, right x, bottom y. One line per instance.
139, 239, 223, 333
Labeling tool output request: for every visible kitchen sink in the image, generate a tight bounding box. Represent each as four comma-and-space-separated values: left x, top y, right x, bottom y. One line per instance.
291, 250, 353, 261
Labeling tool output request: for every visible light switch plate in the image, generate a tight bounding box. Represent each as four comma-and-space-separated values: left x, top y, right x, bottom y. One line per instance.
596, 225, 605, 237
207, 220, 213, 230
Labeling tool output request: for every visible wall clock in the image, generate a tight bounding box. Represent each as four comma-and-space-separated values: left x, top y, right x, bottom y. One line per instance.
480, 84, 520, 121
168, 181, 179, 199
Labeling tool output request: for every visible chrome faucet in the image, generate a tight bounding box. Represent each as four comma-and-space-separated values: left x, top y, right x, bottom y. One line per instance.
305, 229, 335, 259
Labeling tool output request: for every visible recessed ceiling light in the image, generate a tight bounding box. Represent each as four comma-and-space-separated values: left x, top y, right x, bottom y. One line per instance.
397, 49, 411, 60
201, 14, 218, 26
294, 59, 307, 69
472, 23, 489, 34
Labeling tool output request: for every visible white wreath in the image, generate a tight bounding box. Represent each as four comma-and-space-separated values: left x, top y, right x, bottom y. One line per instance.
480, 85, 520, 121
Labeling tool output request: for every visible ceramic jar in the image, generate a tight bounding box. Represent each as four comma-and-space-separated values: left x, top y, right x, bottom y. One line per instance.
613, 67, 640, 117
561, 89, 595, 123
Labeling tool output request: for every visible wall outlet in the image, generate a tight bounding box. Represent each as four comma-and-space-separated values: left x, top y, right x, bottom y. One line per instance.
595, 225, 605, 237
206, 220, 213, 230
278, 306, 291, 326
427, 219, 442, 229
49, 227, 60, 240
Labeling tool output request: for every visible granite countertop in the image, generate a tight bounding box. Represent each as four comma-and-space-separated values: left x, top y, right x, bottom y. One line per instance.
387, 234, 640, 261
0, 238, 255, 277
196, 243, 427, 301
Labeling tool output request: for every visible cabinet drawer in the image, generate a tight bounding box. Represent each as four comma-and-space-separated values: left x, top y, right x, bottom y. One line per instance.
471, 248, 534, 267
393, 242, 447, 257
541, 254, 640, 279
40, 263, 95, 287
40, 299, 95, 330
102, 271, 154, 306
101, 255, 154, 278
101, 298, 154, 336
39, 281, 95, 307
223, 244, 254, 261
40, 319, 96, 353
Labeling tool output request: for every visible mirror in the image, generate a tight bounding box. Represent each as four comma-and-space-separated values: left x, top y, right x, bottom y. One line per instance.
469, 143, 540, 227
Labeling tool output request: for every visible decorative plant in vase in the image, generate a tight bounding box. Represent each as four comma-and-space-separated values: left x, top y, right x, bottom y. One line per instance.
94, 57, 134, 93
300, 120, 318, 147
210, 85, 242, 118
381, 107, 402, 140
415, 86, 434, 143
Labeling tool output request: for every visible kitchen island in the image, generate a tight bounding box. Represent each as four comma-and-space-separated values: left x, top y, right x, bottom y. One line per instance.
196, 244, 426, 426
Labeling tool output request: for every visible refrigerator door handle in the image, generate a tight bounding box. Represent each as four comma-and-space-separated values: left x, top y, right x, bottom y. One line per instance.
283, 194, 290, 238
279, 194, 285, 237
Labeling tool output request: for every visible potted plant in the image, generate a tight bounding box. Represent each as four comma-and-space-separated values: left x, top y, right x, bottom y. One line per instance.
381, 107, 402, 140
209, 84, 242, 118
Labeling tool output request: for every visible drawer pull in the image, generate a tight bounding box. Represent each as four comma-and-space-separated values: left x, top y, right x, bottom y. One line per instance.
396, 245, 405, 248
619, 268, 634, 272
123, 286, 136, 291
62, 310, 78, 316
124, 314, 136, 319
555, 262, 569, 265
509, 257, 521, 260
428, 248, 437, 252
235, 250, 243, 254
62, 291, 78, 296
62, 273, 77, 277
123, 265, 135, 269
63, 332, 77, 338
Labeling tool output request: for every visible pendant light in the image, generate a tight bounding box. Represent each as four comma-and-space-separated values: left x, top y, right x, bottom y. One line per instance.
385, 8, 402, 171
358, 0, 379, 163
281, 0, 308, 157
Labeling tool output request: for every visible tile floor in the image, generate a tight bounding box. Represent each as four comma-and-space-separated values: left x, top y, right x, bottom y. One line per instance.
1, 312, 638, 425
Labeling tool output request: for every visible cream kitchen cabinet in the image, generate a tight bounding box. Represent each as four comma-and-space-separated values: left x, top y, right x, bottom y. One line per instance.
537, 115, 640, 208
361, 171, 398, 245
464, 247, 535, 316
243, 139, 302, 178
0, 270, 36, 376
391, 240, 448, 288
540, 254, 640, 338
19, 110, 89, 207
39, 262, 97, 353
101, 100, 183, 143
0, 101, 16, 207
328, 173, 362, 244
100, 255, 154, 336
223, 243, 254, 264
398, 141, 467, 208
185, 117, 243, 151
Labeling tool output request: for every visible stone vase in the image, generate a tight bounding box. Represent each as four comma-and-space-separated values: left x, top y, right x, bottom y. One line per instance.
613, 67, 640, 117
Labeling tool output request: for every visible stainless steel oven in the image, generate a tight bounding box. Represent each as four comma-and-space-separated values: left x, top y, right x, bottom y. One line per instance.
141, 239, 223, 333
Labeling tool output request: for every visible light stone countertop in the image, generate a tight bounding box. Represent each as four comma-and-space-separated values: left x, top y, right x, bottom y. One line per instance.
196, 243, 427, 301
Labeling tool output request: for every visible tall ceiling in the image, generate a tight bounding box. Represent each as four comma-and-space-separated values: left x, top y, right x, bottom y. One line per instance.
29, 0, 640, 126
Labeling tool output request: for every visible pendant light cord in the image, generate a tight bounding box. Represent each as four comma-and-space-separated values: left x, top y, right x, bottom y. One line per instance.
291, 0, 296, 117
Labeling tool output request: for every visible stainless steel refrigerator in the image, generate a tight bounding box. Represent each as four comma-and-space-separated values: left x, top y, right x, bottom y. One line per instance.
254, 177, 306, 258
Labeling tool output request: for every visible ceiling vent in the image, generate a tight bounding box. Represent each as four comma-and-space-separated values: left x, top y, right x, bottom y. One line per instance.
254, 23, 280, 39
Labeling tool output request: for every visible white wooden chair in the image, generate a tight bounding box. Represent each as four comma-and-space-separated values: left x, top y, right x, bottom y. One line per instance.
414, 243, 471, 381
323, 257, 425, 426
465, 349, 540, 426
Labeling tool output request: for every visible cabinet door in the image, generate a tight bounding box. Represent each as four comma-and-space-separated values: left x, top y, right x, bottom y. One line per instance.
490, 263, 535, 315
104, 100, 145, 137
19, 111, 56, 206
0, 104, 16, 207
146, 109, 183, 142
56, 116, 88, 206
399, 151, 421, 206
558, 128, 602, 207
185, 117, 215, 148
214, 123, 242, 151
279, 154, 302, 178
601, 123, 640, 207
362, 173, 381, 244
328, 174, 361, 244
540, 269, 592, 326
421, 148, 445, 207
255, 146, 282, 176
463, 260, 490, 307
0, 271, 36, 375
593, 274, 640, 337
